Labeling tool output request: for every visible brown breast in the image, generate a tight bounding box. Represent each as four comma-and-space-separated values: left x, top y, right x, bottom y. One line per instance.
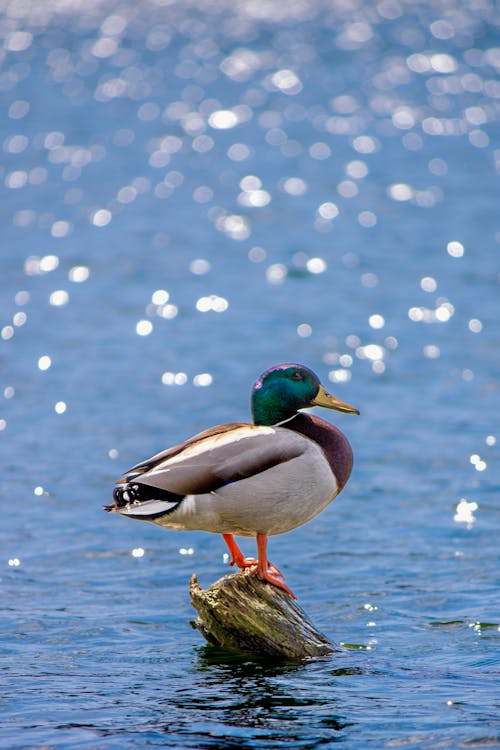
283, 413, 354, 492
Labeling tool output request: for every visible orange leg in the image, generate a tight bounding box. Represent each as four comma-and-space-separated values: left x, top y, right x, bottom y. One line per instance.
255, 532, 296, 599
222, 533, 296, 599
222, 533, 257, 568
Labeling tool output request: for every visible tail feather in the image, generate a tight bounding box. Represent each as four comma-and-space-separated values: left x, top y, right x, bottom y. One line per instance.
105, 481, 184, 519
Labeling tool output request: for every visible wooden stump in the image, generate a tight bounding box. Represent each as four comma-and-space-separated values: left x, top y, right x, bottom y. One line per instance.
189, 570, 338, 661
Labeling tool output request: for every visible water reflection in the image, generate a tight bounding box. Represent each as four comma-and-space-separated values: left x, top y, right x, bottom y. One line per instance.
155, 646, 354, 746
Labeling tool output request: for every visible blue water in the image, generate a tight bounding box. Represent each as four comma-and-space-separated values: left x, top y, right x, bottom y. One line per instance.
1, 1, 499, 747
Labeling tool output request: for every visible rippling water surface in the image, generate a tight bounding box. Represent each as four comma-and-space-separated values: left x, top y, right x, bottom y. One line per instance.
1, 1, 499, 747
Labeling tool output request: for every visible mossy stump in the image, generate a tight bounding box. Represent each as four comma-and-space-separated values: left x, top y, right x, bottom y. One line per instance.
189, 570, 338, 661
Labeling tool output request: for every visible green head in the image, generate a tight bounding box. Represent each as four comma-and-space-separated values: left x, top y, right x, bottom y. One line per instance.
251, 363, 359, 426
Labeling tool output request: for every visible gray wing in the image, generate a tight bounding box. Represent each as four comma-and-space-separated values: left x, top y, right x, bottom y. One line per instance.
127, 426, 306, 497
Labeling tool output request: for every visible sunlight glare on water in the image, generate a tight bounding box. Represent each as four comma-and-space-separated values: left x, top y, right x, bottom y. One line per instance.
1, 0, 499, 748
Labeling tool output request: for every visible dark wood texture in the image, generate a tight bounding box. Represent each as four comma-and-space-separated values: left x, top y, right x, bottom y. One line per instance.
190, 571, 338, 661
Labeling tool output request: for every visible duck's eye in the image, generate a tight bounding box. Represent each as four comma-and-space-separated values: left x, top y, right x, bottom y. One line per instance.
291, 371, 304, 381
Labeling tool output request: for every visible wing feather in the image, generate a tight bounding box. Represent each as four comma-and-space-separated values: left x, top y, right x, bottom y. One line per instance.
125, 425, 306, 497
121, 422, 246, 479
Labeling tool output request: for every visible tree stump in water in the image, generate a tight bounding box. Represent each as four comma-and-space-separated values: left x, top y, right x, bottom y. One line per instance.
189, 570, 338, 661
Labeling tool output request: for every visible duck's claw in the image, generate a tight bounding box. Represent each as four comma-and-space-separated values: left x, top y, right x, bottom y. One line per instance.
252, 560, 297, 599
253, 532, 296, 598
235, 556, 258, 569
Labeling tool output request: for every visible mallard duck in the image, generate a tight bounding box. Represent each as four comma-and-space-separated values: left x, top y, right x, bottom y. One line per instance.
106, 363, 358, 597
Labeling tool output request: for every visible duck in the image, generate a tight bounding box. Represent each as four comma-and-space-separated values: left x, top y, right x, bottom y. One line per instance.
106, 363, 359, 597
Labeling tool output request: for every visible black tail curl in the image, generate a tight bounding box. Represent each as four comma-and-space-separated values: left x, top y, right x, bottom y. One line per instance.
113, 483, 140, 507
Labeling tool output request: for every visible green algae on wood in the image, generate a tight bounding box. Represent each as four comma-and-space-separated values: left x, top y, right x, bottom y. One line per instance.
189, 571, 338, 661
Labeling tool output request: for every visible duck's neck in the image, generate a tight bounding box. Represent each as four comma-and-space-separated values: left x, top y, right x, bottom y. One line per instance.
251, 391, 298, 426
